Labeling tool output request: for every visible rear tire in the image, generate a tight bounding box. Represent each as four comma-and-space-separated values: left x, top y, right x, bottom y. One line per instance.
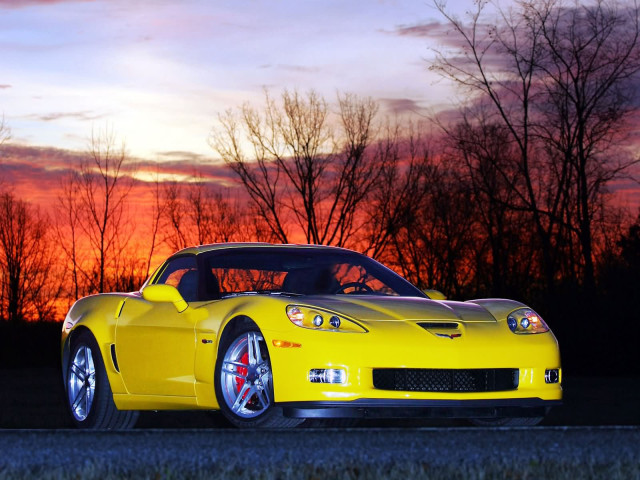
214, 324, 302, 428
66, 331, 138, 429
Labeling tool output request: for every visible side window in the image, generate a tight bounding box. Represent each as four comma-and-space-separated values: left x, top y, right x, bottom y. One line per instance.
155, 256, 199, 302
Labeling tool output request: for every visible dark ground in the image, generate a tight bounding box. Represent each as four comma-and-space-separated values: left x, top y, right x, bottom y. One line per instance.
1, 321, 638, 429
1, 367, 639, 428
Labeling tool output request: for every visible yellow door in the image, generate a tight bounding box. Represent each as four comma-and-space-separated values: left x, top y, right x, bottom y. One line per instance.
115, 299, 196, 397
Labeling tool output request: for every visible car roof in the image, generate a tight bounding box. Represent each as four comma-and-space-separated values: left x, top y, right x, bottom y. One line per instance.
173, 242, 355, 256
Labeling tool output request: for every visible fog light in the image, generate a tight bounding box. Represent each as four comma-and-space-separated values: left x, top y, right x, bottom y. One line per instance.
545, 369, 559, 384
313, 314, 324, 327
329, 316, 341, 328
309, 368, 346, 384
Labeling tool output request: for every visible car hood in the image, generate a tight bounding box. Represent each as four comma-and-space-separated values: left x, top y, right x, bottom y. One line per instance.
297, 295, 499, 323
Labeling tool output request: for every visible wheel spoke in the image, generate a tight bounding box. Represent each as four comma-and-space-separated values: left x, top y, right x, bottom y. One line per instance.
231, 383, 250, 412
247, 332, 260, 367
71, 385, 87, 412
84, 383, 92, 416
222, 367, 247, 379
70, 362, 85, 381
237, 386, 256, 413
83, 347, 89, 377
257, 387, 270, 409
86, 349, 94, 377
224, 360, 248, 369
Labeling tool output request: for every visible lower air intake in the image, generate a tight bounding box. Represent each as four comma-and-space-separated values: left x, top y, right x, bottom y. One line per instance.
372, 368, 519, 392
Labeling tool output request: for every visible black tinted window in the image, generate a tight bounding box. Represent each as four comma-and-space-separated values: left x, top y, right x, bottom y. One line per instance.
204, 248, 424, 297
155, 256, 199, 302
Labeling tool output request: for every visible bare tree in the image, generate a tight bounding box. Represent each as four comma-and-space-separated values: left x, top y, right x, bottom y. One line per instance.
0, 115, 11, 191
441, 107, 538, 297
187, 179, 216, 245
0, 193, 55, 322
211, 89, 381, 247
0, 115, 10, 148
145, 171, 166, 278
162, 181, 189, 252
432, 0, 566, 296
55, 172, 83, 301
161, 174, 264, 251
431, 0, 640, 298
362, 120, 432, 259
77, 126, 133, 293
531, 0, 640, 293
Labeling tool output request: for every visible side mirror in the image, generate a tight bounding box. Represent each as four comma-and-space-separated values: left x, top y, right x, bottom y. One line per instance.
142, 284, 188, 313
423, 289, 447, 300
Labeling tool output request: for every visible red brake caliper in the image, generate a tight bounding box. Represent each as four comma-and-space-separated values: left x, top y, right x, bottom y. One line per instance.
236, 352, 249, 397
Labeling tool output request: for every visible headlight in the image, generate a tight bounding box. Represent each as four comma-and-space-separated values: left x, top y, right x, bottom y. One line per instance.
506, 308, 549, 334
286, 305, 367, 333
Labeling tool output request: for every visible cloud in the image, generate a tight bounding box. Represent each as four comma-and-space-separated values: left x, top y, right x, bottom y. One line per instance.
259, 64, 320, 74
137, 157, 238, 186
380, 98, 425, 115
156, 150, 206, 163
0, 84, 11, 89
27, 111, 106, 122
393, 22, 445, 39
0, 144, 241, 209
0, 0, 94, 8
385, 21, 461, 48
0, 144, 84, 206
387, 20, 494, 53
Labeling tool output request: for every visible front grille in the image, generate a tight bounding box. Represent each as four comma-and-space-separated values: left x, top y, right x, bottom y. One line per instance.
372, 368, 519, 392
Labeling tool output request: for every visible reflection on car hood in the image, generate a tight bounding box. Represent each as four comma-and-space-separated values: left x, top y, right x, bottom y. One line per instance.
298, 295, 498, 322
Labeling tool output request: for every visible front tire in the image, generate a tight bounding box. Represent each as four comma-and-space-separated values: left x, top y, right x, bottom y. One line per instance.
214, 325, 302, 428
66, 331, 138, 429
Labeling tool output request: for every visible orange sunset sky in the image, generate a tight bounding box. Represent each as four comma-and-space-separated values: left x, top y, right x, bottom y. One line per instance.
1, 0, 639, 234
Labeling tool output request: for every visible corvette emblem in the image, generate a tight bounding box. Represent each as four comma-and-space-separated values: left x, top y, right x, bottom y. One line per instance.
435, 333, 462, 339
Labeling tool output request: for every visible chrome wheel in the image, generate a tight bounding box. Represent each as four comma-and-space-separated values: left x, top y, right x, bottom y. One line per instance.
220, 331, 272, 419
67, 345, 96, 422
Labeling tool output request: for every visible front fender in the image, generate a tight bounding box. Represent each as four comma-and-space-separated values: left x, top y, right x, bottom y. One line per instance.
61, 293, 133, 395
466, 298, 528, 321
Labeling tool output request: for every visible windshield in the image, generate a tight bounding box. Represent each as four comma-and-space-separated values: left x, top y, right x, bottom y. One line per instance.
202, 247, 425, 298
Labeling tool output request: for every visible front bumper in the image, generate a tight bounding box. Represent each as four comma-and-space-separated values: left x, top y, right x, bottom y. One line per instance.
264, 322, 562, 405
280, 398, 561, 419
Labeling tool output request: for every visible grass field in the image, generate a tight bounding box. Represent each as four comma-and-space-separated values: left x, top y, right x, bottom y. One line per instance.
0, 428, 639, 479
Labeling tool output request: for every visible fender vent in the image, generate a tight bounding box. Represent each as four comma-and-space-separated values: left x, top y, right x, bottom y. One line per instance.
110, 344, 120, 372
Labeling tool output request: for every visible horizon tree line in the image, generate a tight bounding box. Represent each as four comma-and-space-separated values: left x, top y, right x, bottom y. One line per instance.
0, 0, 639, 324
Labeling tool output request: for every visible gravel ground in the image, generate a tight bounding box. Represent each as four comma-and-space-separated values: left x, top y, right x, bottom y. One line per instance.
0, 427, 638, 479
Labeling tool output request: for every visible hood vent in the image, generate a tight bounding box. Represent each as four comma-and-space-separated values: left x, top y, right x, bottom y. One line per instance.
418, 322, 459, 330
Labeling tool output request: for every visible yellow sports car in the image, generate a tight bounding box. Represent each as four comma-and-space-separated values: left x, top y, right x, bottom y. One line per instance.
61, 243, 561, 429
